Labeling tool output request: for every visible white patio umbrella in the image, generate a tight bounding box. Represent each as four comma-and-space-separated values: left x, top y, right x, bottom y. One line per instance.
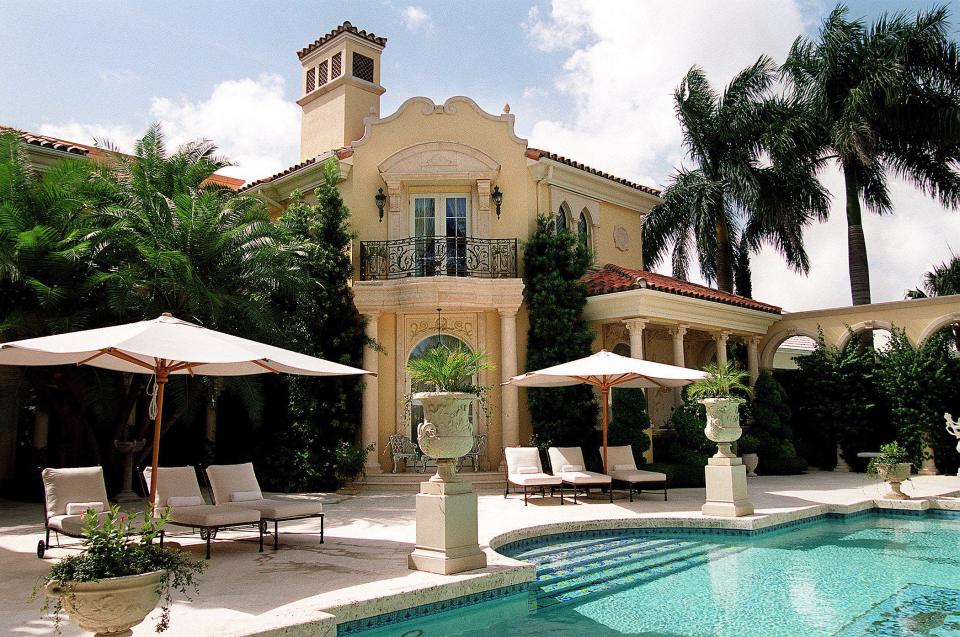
0, 313, 372, 503
506, 350, 708, 472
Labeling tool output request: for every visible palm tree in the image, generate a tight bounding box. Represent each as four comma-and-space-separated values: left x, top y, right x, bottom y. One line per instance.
907, 254, 960, 350
643, 58, 829, 293
782, 4, 960, 306
88, 125, 309, 462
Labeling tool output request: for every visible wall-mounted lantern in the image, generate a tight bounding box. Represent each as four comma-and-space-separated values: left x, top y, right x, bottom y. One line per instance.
375, 188, 387, 223
491, 185, 504, 220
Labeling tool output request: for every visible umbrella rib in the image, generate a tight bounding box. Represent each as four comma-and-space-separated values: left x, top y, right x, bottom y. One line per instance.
76, 350, 108, 366
101, 348, 159, 372
253, 359, 281, 374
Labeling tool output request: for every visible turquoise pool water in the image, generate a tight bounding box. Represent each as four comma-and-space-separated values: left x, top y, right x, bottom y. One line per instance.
351, 513, 960, 637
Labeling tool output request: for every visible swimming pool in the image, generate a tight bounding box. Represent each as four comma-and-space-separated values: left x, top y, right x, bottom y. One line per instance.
348, 511, 960, 637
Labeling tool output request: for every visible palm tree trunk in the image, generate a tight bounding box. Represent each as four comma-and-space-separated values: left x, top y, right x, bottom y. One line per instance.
715, 219, 735, 293
843, 163, 872, 306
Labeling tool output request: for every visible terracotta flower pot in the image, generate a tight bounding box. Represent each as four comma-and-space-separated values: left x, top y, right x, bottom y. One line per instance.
412, 391, 477, 482
875, 462, 912, 500
46, 570, 166, 637
700, 397, 743, 458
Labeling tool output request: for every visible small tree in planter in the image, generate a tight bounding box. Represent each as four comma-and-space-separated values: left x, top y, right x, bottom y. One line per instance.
688, 363, 753, 458
35, 506, 204, 636
406, 345, 493, 482
867, 441, 912, 500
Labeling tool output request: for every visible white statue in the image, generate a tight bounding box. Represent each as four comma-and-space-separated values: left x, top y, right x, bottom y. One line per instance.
945, 413, 960, 476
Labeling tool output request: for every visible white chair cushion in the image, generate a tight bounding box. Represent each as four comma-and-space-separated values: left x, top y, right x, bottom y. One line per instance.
504, 448, 543, 475
230, 491, 260, 502
548, 447, 587, 474
225, 498, 323, 519
561, 464, 583, 472
166, 504, 260, 527
168, 495, 204, 507
614, 464, 636, 472
143, 466, 203, 509
42, 467, 109, 518
610, 469, 668, 483
516, 466, 539, 474
205, 463, 263, 505
509, 473, 562, 487
65, 501, 105, 515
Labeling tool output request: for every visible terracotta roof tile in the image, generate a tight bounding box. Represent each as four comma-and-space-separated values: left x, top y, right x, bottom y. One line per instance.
238, 148, 353, 193
583, 263, 781, 313
297, 22, 387, 60
0, 125, 92, 156
527, 148, 660, 196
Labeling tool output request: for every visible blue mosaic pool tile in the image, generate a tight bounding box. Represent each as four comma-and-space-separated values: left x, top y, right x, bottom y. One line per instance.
834, 584, 960, 636
336, 582, 529, 635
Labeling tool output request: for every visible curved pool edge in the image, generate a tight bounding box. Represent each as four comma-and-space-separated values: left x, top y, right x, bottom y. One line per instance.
487, 496, 960, 555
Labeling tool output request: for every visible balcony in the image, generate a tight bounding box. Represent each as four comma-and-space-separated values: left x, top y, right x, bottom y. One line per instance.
359, 236, 518, 281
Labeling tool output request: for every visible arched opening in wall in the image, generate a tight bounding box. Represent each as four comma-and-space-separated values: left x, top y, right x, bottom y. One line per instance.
871, 328, 893, 350
924, 317, 960, 354
406, 334, 475, 445
556, 203, 570, 233
773, 336, 817, 370
612, 342, 631, 358
577, 210, 590, 250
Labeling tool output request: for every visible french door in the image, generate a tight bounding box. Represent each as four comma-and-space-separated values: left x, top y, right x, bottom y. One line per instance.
412, 194, 469, 276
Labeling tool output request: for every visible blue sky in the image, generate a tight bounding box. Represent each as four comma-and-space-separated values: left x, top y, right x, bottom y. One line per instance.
1, 0, 958, 310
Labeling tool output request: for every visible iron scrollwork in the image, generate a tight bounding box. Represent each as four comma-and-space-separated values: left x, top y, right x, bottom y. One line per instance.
360, 236, 517, 280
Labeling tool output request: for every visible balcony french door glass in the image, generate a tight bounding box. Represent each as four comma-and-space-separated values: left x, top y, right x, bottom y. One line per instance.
412, 194, 469, 277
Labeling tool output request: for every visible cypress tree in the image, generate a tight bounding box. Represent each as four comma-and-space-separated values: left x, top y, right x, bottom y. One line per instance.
524, 215, 598, 452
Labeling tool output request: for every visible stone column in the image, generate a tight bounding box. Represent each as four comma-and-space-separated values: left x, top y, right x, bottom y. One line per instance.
362, 313, 382, 474
623, 319, 647, 359
670, 325, 688, 407
746, 336, 760, 386
498, 309, 519, 451
713, 332, 730, 367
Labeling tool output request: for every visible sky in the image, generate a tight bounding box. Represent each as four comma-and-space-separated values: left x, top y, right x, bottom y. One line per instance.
1, 0, 958, 312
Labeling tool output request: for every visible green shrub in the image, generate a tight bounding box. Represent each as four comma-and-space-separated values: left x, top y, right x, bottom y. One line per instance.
607, 388, 651, 464
749, 372, 807, 474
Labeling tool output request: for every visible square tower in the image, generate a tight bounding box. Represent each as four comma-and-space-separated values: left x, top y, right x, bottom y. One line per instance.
296, 22, 386, 161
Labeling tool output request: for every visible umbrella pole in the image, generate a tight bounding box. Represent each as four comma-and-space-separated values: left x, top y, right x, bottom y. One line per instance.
601, 385, 609, 473
148, 369, 168, 506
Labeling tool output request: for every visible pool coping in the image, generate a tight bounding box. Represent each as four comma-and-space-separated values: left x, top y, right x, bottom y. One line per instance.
332, 495, 960, 636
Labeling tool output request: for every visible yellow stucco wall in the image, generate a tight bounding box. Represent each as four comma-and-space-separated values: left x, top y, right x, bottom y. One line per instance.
596, 201, 644, 270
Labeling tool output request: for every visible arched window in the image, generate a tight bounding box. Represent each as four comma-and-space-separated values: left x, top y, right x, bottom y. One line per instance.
407, 335, 475, 445
578, 210, 590, 248
556, 204, 569, 232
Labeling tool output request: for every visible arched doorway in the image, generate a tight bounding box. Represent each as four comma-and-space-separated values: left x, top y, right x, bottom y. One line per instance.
773, 335, 818, 370
407, 334, 476, 446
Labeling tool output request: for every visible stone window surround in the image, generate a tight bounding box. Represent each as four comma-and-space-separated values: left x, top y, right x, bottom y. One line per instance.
550, 185, 600, 264
378, 141, 501, 240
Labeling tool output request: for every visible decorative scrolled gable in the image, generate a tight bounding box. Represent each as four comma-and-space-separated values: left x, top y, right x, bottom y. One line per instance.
378, 141, 500, 183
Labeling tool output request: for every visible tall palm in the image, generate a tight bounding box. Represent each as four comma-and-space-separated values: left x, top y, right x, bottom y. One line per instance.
89, 125, 309, 462
782, 4, 960, 306
643, 58, 829, 293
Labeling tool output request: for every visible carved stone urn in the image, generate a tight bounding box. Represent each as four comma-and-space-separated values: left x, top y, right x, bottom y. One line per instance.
46, 570, 166, 637
413, 391, 477, 483
875, 462, 912, 500
700, 397, 744, 458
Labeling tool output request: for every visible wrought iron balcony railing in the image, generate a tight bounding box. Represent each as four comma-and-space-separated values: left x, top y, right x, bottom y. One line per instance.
359, 236, 518, 281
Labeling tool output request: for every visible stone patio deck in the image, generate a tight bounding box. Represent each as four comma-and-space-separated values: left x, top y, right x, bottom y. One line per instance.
2, 470, 958, 636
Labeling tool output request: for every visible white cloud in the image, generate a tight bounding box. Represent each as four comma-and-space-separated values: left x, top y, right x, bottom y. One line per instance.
39, 74, 300, 182
520, 0, 960, 310
402, 6, 432, 33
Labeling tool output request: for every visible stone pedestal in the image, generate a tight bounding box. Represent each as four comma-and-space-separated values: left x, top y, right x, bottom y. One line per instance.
918, 445, 938, 476
408, 478, 487, 575
702, 456, 754, 517
833, 445, 853, 472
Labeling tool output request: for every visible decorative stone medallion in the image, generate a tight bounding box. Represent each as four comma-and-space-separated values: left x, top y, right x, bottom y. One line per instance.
613, 225, 630, 252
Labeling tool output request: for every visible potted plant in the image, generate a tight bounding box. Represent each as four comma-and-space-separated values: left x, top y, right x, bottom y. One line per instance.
333, 441, 376, 494
738, 434, 760, 477
688, 363, 753, 458
406, 344, 493, 482
867, 441, 912, 500
35, 506, 204, 636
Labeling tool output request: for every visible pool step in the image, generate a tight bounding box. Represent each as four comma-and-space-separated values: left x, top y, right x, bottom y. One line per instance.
513, 534, 742, 608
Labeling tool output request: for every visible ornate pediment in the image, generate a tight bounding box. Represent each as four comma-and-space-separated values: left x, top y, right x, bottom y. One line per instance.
379, 141, 500, 181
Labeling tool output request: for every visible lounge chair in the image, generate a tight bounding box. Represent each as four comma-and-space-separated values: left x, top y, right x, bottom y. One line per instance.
38, 466, 112, 558
504, 447, 564, 506
205, 462, 324, 550
600, 446, 668, 502
142, 466, 263, 559
548, 447, 612, 503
